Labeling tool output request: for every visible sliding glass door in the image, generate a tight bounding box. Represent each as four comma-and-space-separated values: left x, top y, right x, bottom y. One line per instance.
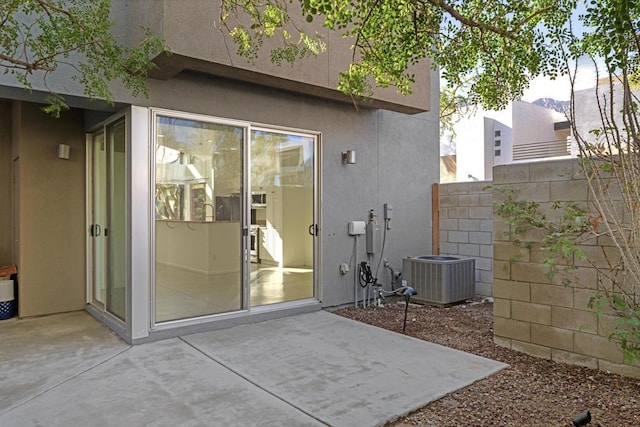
152, 110, 318, 324
88, 117, 127, 321
154, 114, 245, 322
249, 129, 316, 307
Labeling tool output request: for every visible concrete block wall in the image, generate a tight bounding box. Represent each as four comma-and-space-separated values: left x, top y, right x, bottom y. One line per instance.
438, 181, 493, 296
492, 159, 640, 377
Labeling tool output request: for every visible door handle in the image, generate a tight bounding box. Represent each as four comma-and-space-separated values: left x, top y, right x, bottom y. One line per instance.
308, 224, 318, 236
90, 224, 102, 237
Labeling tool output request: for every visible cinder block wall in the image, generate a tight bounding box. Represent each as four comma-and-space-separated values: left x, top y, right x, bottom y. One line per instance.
438, 181, 493, 296
492, 159, 640, 377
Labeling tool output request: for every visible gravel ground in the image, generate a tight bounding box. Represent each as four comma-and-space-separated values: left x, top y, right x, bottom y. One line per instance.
334, 299, 640, 426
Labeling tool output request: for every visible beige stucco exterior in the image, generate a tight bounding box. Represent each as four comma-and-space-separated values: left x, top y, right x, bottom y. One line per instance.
0, 102, 11, 265
8, 102, 86, 316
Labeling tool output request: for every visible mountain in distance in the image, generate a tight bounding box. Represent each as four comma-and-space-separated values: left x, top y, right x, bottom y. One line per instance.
532, 97, 569, 114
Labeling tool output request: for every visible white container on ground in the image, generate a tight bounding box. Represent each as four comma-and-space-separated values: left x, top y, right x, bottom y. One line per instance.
0, 280, 16, 319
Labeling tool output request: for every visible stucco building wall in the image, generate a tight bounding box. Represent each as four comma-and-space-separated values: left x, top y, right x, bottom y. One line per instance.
0, 101, 12, 265
12, 102, 87, 316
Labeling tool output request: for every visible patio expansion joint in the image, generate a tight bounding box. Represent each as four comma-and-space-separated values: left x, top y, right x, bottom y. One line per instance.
0, 345, 133, 417
178, 336, 331, 426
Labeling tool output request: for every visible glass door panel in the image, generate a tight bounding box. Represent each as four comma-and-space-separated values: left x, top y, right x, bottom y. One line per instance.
250, 130, 315, 306
91, 131, 106, 306
106, 119, 127, 320
154, 115, 244, 322
88, 117, 127, 322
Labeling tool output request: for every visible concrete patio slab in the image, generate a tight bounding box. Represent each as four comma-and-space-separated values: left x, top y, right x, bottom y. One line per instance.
184, 311, 507, 426
0, 311, 129, 412
0, 310, 507, 426
1, 338, 323, 427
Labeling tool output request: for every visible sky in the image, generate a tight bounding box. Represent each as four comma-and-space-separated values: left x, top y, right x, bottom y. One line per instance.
521, 56, 603, 102
442, 56, 601, 107
522, 74, 574, 102
521, 2, 604, 102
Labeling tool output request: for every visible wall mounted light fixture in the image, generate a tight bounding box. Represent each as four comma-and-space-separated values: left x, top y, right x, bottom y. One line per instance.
57, 144, 70, 160
341, 150, 356, 164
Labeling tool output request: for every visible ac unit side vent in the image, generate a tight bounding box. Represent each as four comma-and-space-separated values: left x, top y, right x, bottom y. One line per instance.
403, 256, 475, 305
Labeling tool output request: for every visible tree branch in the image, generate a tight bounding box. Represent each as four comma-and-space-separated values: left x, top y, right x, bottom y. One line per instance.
424, 0, 554, 38
0, 52, 55, 72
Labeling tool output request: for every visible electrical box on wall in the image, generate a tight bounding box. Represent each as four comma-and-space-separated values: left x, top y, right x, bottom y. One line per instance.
348, 221, 366, 235
366, 223, 381, 254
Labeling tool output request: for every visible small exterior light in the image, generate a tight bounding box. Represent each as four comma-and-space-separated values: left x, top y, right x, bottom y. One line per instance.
57, 144, 70, 160
342, 150, 356, 164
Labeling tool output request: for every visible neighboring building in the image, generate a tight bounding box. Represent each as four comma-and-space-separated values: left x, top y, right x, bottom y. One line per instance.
0, 1, 439, 342
441, 101, 571, 183
571, 77, 635, 149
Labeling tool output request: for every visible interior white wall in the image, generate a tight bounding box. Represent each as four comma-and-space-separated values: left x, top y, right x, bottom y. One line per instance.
282, 186, 313, 267
156, 222, 241, 274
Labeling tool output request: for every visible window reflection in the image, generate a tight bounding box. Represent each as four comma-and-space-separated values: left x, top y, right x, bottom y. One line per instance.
152, 115, 317, 322
155, 116, 243, 223
249, 130, 315, 306
154, 115, 244, 322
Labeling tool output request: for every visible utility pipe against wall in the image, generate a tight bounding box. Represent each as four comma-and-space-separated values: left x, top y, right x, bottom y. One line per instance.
352, 205, 394, 308
354, 235, 359, 308
432, 183, 440, 255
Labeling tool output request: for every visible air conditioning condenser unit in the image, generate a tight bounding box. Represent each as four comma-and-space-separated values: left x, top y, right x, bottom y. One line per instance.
402, 256, 475, 305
